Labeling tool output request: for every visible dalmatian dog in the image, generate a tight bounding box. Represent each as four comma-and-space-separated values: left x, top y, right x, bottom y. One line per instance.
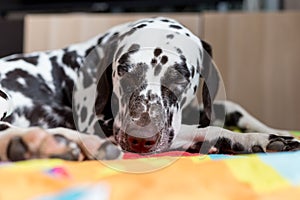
0, 17, 299, 162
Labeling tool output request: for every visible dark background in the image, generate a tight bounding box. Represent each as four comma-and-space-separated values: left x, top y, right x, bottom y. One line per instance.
0, 0, 243, 14
0, 18, 23, 57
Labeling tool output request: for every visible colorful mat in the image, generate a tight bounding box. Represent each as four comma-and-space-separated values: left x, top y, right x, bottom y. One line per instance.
0, 151, 300, 200
0, 131, 299, 200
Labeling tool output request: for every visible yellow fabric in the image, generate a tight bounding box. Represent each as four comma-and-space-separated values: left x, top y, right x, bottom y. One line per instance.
225, 156, 290, 193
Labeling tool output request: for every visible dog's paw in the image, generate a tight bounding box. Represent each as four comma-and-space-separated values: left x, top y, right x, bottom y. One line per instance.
1, 127, 83, 161
48, 128, 123, 161
0, 126, 123, 161
7, 133, 82, 161
93, 141, 123, 160
265, 134, 300, 152
237, 133, 300, 154
200, 131, 300, 154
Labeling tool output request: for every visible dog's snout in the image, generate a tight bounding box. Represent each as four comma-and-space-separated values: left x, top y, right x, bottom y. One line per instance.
126, 133, 159, 153
138, 112, 151, 126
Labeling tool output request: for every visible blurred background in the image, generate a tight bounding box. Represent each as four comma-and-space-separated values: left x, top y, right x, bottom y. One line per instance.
0, 0, 299, 130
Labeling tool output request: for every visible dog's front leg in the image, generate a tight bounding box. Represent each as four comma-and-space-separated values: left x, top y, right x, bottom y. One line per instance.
171, 125, 300, 154
0, 124, 122, 161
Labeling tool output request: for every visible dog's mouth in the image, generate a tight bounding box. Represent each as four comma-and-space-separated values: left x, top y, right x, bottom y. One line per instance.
114, 127, 172, 154
125, 131, 161, 153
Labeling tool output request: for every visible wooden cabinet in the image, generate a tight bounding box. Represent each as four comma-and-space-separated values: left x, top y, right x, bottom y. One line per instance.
203, 11, 300, 130
24, 13, 202, 52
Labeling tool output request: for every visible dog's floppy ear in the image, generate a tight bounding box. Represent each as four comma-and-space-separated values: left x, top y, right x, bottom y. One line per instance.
201, 40, 219, 100
201, 39, 213, 58
199, 40, 220, 127
93, 34, 120, 116
95, 64, 113, 115
78, 45, 114, 116
72, 43, 115, 135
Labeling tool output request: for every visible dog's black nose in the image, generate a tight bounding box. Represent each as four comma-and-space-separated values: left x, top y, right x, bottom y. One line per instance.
126, 133, 159, 153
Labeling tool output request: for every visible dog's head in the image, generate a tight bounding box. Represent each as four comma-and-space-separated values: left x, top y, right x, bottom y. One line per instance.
80, 18, 218, 154
111, 43, 201, 154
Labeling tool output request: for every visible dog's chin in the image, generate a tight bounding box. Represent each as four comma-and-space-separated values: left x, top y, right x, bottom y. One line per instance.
123, 147, 159, 155
121, 144, 167, 155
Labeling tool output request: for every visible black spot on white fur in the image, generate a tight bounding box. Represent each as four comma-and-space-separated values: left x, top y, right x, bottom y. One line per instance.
0, 123, 9, 131
175, 47, 183, 54
136, 24, 147, 29
166, 34, 174, 39
0, 112, 7, 120
191, 66, 195, 78
169, 24, 183, 30
193, 85, 197, 94
1, 69, 54, 104
154, 48, 162, 57
62, 50, 81, 70
85, 45, 96, 57
160, 56, 168, 65
6, 55, 39, 66
225, 111, 243, 127
0, 90, 8, 100
151, 58, 157, 65
22, 56, 40, 66
97, 33, 109, 45
160, 19, 170, 23
80, 107, 88, 123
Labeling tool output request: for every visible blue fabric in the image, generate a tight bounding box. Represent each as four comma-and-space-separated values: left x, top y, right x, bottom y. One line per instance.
259, 151, 300, 186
